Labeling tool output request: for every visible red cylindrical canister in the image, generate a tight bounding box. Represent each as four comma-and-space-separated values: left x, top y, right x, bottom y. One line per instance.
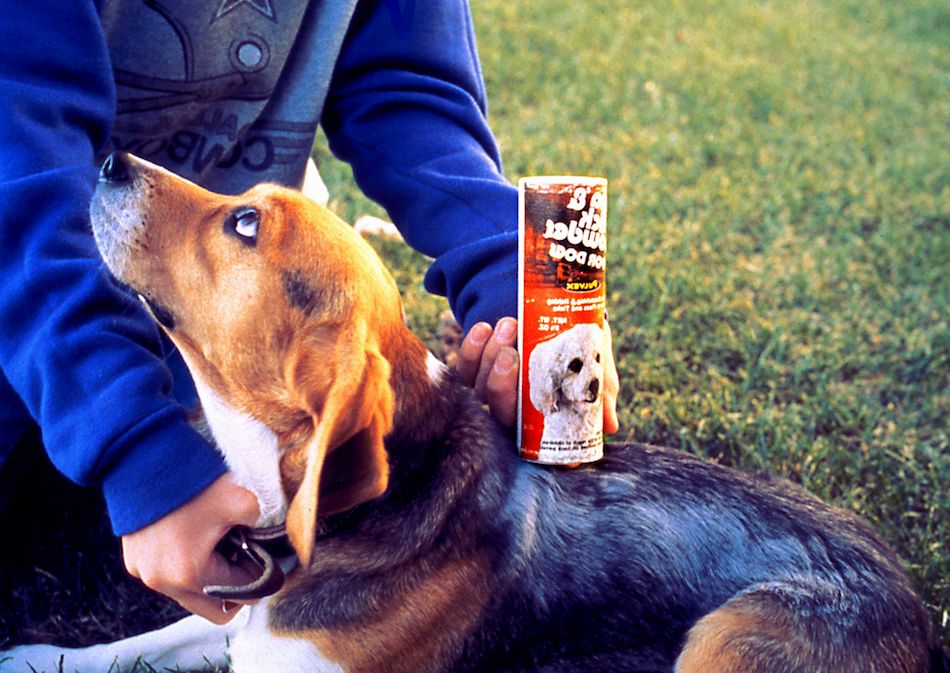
517, 177, 607, 465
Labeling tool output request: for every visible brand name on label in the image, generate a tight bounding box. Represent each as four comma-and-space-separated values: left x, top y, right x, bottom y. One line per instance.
542, 187, 606, 269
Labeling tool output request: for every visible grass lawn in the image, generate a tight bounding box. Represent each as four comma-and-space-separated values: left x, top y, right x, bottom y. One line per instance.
321, 0, 949, 648
2, 0, 946, 665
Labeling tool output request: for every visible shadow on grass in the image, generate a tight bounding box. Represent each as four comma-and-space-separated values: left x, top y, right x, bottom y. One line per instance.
0, 430, 186, 652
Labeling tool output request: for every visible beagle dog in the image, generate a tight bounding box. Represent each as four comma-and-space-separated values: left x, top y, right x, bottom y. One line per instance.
528, 323, 606, 445
2, 153, 946, 673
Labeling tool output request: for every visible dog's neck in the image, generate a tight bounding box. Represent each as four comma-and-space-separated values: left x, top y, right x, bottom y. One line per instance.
382, 322, 459, 446
270, 327, 511, 636
184, 353, 289, 527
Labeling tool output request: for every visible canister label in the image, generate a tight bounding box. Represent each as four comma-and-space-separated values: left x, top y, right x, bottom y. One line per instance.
517, 177, 607, 465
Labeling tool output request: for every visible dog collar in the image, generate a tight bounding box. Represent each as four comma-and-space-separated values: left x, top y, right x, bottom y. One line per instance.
204, 524, 294, 601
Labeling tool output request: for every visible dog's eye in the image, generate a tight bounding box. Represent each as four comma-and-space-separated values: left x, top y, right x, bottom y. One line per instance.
225, 207, 259, 246
595, 352, 601, 363
568, 358, 584, 373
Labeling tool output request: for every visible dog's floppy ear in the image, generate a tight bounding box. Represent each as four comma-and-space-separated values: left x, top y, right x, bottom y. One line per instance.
284, 326, 394, 566
528, 342, 560, 414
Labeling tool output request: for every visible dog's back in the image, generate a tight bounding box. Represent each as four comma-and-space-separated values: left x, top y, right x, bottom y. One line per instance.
267, 378, 942, 673
487, 448, 937, 671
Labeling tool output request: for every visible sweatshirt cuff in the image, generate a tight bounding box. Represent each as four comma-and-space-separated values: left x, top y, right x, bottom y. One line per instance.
100, 406, 226, 536
425, 230, 519, 332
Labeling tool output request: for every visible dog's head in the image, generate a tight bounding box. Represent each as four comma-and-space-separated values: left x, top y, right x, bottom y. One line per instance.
528, 323, 605, 416
90, 152, 414, 565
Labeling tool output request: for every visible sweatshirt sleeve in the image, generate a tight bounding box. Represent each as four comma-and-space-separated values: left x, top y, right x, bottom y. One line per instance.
0, 0, 225, 534
322, 0, 519, 331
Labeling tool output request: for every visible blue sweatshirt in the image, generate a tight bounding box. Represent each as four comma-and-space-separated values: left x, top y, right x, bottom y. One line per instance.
0, 0, 518, 534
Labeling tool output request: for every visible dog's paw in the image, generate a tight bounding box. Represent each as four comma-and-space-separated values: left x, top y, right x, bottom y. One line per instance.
353, 215, 404, 243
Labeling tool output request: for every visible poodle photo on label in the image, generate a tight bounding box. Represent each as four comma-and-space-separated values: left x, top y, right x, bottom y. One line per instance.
528, 322, 606, 446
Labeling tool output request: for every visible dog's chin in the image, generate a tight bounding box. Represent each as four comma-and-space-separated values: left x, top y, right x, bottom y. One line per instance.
90, 220, 127, 280
89, 223, 175, 331
90, 188, 149, 281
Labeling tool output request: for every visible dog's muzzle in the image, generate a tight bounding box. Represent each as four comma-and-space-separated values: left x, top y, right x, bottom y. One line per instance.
587, 378, 600, 402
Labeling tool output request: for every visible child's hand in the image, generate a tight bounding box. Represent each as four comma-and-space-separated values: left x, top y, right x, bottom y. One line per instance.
121, 473, 260, 623
457, 317, 619, 433
456, 318, 520, 427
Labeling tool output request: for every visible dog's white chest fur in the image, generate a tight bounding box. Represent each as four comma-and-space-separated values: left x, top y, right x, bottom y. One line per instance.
230, 602, 341, 673
187, 362, 288, 527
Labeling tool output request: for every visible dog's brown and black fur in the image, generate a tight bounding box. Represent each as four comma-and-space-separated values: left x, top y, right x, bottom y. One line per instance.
270, 356, 945, 672
60, 152, 950, 672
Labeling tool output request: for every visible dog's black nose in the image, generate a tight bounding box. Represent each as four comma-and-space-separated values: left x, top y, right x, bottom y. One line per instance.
588, 379, 600, 399
99, 152, 130, 183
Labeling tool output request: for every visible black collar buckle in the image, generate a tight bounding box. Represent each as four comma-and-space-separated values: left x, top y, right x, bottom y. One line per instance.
204, 524, 294, 601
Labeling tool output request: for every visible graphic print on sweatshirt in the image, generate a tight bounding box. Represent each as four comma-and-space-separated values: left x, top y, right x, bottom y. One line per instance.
98, 0, 334, 192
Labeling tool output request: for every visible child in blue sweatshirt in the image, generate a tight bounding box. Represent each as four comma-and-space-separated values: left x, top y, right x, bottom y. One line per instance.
0, 0, 618, 622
